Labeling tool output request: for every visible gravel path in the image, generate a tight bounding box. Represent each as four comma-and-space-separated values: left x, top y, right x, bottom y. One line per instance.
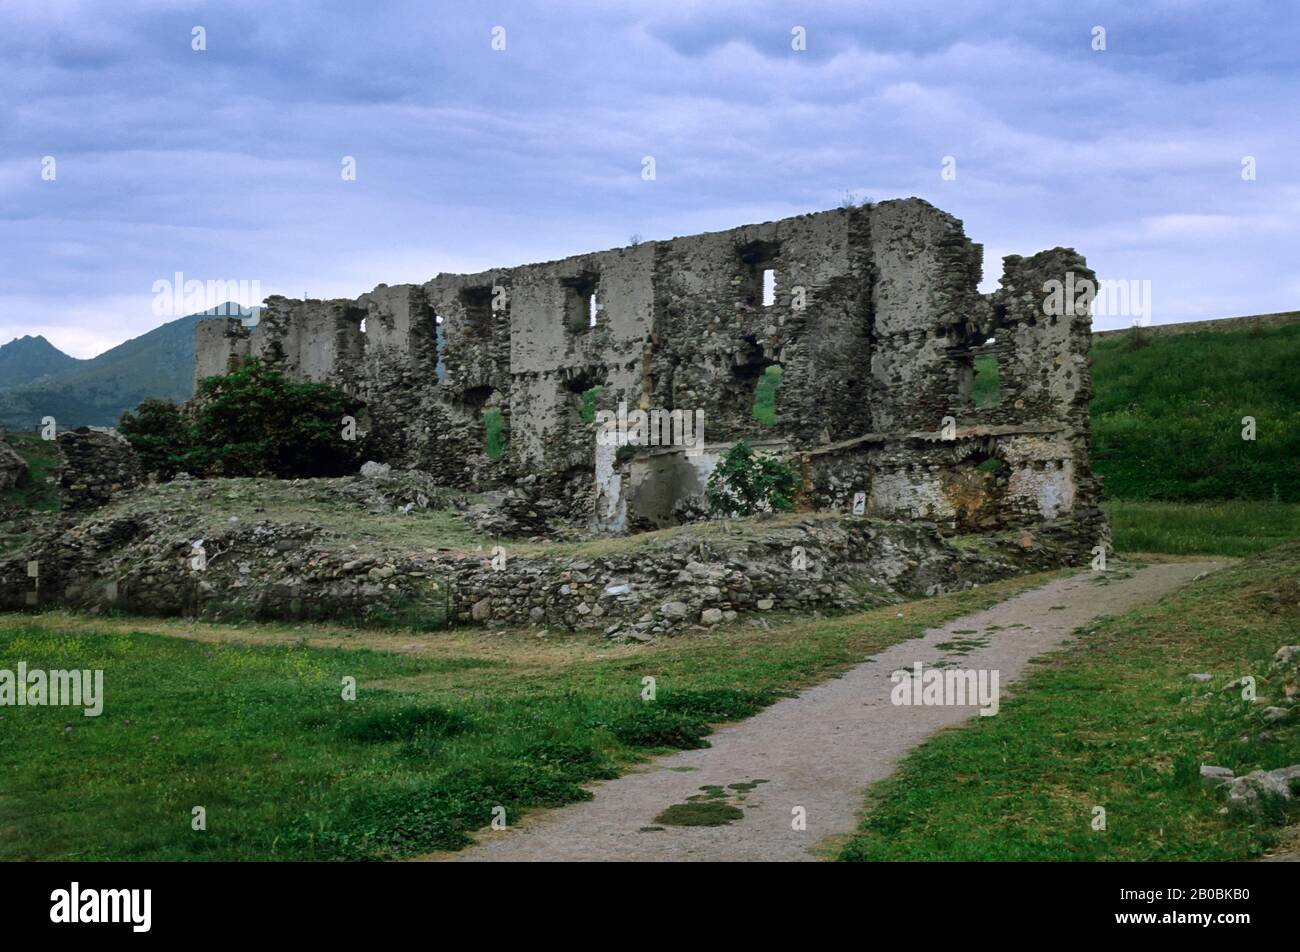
450, 561, 1223, 862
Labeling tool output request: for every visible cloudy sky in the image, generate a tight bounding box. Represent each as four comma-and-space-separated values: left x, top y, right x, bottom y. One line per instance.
2, 0, 1297, 357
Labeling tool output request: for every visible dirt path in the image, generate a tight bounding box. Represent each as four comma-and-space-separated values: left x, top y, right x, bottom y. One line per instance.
447, 560, 1224, 862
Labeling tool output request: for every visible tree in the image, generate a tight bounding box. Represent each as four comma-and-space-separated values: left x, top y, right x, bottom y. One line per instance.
120, 358, 367, 479
705, 439, 801, 517
118, 399, 191, 479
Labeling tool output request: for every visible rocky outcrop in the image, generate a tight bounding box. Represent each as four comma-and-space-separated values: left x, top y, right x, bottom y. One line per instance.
1202, 763, 1300, 817
1196, 644, 1300, 818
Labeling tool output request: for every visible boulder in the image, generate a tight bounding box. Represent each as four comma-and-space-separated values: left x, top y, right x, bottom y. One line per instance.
1199, 765, 1234, 788
1226, 767, 1296, 817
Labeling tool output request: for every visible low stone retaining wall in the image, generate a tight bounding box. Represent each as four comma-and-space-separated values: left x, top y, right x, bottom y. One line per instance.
0, 504, 1106, 638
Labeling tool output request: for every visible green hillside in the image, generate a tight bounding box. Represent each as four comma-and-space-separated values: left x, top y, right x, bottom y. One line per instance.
1088, 324, 1300, 502
0, 335, 83, 390
0, 305, 251, 431
975, 322, 1299, 504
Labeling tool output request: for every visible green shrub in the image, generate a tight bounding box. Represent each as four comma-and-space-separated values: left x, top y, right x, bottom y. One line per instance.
120, 358, 365, 479
580, 386, 604, 424
118, 399, 191, 479
705, 439, 801, 517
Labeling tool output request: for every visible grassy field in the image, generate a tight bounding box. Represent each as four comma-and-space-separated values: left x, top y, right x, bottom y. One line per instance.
838, 541, 1300, 861
1089, 324, 1300, 502
1106, 499, 1300, 557
0, 569, 1063, 861
3, 323, 1296, 863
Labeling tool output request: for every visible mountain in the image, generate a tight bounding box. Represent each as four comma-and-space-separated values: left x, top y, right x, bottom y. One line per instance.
0, 304, 255, 431
0, 335, 83, 390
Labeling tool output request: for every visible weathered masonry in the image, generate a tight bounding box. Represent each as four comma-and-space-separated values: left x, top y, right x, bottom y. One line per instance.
195, 198, 1105, 541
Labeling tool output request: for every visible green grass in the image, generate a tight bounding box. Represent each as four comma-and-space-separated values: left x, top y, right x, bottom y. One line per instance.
751, 365, 783, 426
654, 801, 743, 826
65, 475, 490, 555
1090, 324, 1300, 502
482, 407, 505, 460
973, 355, 999, 408
0, 569, 1060, 860
1, 432, 59, 511
1106, 499, 1300, 557
838, 541, 1300, 862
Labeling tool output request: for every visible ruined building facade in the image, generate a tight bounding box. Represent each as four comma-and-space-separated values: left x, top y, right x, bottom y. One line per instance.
194, 198, 1105, 541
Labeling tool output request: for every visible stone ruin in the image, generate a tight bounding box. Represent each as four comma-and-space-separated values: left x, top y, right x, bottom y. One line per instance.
0, 440, 25, 492
195, 198, 1105, 545
0, 200, 1107, 630
55, 427, 144, 511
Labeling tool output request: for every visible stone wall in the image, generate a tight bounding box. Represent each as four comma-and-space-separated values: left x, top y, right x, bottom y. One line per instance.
0, 506, 1096, 638
0, 441, 25, 492
56, 427, 143, 511
193, 198, 1103, 537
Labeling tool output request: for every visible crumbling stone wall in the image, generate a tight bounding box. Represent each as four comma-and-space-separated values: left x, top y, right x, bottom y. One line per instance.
0, 441, 26, 492
0, 507, 1095, 636
193, 198, 1104, 539
56, 427, 143, 511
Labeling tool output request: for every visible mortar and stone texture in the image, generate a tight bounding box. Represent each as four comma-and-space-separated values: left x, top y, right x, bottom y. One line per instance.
0, 199, 1111, 632
0, 493, 1097, 637
191, 197, 1106, 547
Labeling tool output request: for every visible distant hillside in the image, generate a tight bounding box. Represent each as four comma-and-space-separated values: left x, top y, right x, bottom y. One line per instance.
1093, 309, 1300, 340
0, 335, 83, 390
1088, 322, 1300, 502
0, 304, 253, 431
